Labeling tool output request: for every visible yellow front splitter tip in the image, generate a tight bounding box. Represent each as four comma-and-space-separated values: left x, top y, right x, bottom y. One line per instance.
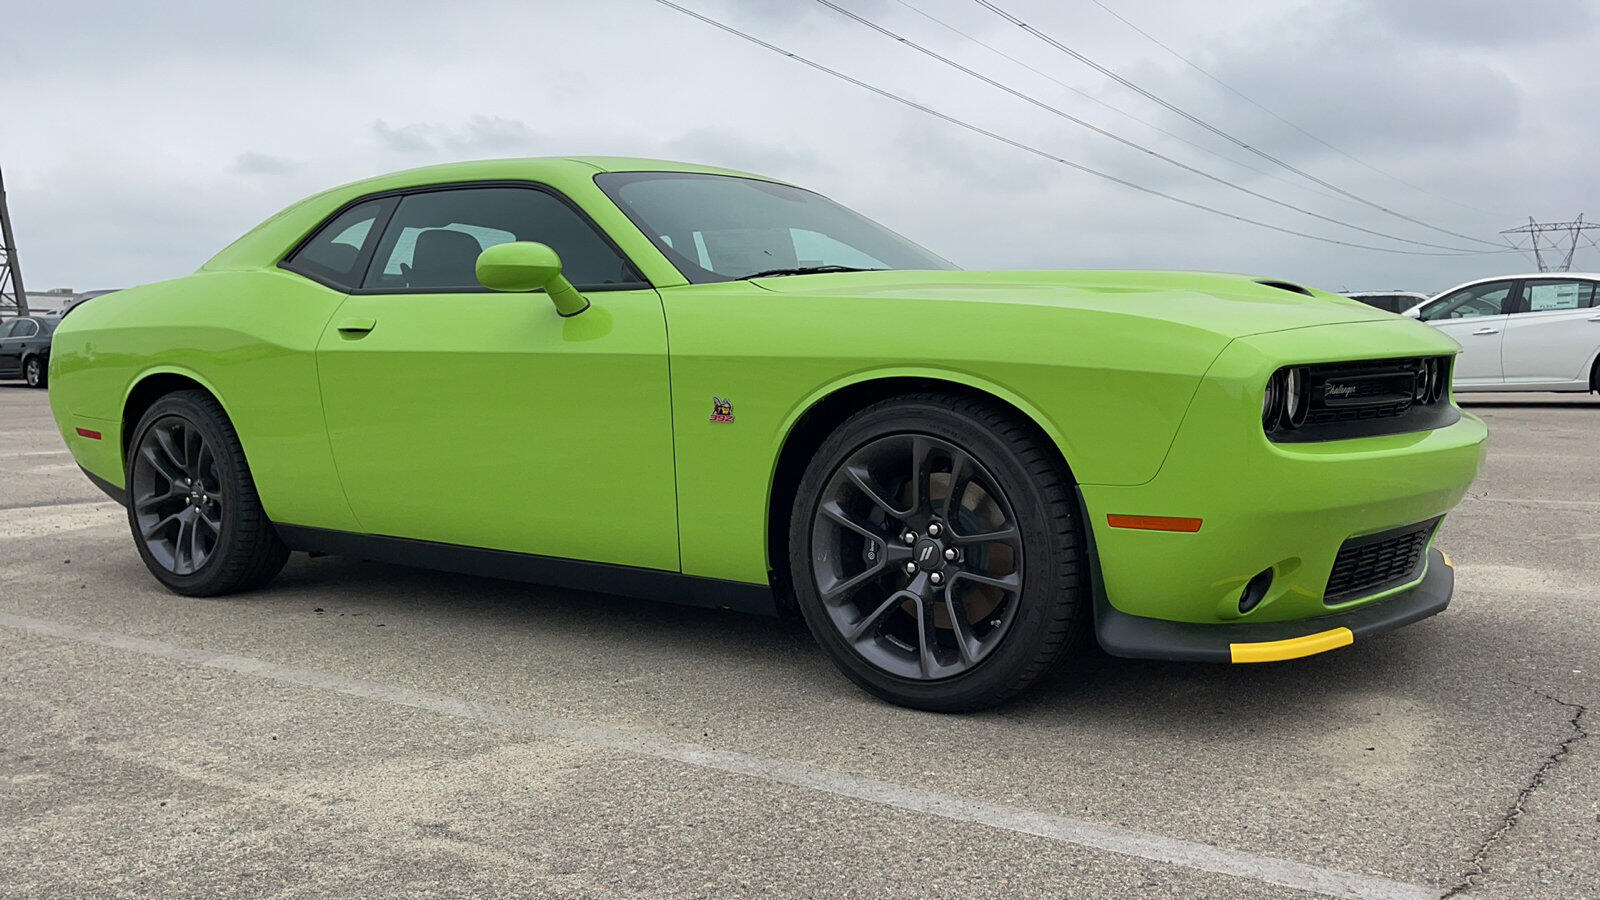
1230, 627, 1354, 664
1440, 550, 1454, 569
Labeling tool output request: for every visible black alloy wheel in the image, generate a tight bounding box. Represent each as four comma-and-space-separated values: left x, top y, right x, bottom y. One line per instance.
126, 390, 289, 595
789, 393, 1086, 711
131, 415, 224, 575
810, 433, 1024, 680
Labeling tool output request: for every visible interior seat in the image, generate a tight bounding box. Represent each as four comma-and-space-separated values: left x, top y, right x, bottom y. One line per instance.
404, 229, 484, 289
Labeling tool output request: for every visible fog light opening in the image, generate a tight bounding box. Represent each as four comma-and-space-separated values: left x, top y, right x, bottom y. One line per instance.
1239, 568, 1274, 614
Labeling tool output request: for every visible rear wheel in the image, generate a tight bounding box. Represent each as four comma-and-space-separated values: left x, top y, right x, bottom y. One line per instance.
788, 393, 1086, 711
23, 356, 45, 389
126, 390, 289, 596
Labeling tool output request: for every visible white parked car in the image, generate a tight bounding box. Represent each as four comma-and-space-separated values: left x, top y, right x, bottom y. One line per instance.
1405, 274, 1600, 393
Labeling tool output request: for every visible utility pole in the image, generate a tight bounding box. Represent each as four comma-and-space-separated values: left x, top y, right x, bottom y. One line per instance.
0, 166, 27, 317
1499, 216, 1600, 272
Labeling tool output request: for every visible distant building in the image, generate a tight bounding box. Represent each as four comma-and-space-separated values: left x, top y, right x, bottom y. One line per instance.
24, 288, 76, 314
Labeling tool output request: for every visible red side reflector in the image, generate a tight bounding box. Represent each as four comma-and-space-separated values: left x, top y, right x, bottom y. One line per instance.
75, 428, 102, 440
1107, 514, 1202, 533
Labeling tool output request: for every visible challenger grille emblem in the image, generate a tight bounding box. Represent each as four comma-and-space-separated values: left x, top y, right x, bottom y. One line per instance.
1325, 383, 1357, 399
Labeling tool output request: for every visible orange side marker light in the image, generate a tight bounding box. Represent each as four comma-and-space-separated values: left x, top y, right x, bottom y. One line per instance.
1106, 514, 1203, 533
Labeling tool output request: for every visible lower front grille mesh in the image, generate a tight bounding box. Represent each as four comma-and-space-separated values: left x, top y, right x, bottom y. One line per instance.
1324, 517, 1441, 604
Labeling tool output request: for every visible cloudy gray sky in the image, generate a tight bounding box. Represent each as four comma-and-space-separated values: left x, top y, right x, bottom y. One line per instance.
5, 0, 1597, 294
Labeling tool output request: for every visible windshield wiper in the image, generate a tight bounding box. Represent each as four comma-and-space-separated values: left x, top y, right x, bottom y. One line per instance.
735, 265, 883, 280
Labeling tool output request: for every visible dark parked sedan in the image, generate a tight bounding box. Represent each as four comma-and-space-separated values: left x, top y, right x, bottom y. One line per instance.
0, 315, 59, 388
1341, 291, 1430, 313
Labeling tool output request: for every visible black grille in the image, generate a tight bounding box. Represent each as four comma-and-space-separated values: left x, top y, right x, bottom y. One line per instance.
1271, 356, 1458, 443
1324, 517, 1441, 604
1305, 360, 1419, 425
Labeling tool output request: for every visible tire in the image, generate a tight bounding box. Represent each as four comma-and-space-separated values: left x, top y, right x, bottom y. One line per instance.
125, 390, 289, 596
787, 393, 1086, 711
23, 356, 46, 389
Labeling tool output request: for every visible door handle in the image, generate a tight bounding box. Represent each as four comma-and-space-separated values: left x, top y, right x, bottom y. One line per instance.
336, 317, 376, 335
1471, 327, 1499, 335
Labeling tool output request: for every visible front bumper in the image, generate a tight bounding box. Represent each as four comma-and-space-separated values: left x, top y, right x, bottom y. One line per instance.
1079, 321, 1487, 629
1096, 548, 1454, 662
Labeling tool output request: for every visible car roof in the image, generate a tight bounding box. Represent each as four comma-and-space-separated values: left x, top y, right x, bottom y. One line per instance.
1427, 272, 1600, 300
325, 156, 785, 199
1343, 291, 1429, 297
201, 157, 791, 276
5, 315, 56, 329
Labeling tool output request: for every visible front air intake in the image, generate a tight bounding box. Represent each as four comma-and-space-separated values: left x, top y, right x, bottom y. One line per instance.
1324, 518, 1441, 604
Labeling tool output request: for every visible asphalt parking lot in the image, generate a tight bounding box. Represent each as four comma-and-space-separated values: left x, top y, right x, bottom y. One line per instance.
0, 384, 1594, 899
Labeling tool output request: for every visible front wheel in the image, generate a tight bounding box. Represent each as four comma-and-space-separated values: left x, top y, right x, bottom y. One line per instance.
23, 356, 46, 389
126, 390, 289, 596
788, 394, 1086, 711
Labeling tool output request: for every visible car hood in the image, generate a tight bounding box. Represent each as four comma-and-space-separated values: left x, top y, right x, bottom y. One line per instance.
748, 269, 1395, 339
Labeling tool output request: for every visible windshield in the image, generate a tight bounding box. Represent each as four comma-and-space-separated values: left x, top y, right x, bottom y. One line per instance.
595, 172, 955, 283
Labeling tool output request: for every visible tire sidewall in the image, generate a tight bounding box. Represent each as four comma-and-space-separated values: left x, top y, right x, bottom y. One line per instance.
125, 393, 248, 593
788, 399, 1072, 710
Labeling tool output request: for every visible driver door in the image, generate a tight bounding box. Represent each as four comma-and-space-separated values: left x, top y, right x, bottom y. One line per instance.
1420, 280, 1517, 386
314, 184, 679, 571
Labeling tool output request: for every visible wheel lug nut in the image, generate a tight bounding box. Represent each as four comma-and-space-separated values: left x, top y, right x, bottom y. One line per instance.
927, 523, 941, 537
929, 572, 943, 585
902, 532, 916, 545
903, 561, 917, 575
944, 547, 957, 561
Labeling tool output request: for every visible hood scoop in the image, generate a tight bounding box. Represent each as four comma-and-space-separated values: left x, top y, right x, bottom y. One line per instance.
1255, 279, 1315, 297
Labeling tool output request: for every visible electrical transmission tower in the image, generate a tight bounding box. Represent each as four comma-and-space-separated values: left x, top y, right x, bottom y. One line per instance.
0, 166, 27, 317
1500, 216, 1600, 272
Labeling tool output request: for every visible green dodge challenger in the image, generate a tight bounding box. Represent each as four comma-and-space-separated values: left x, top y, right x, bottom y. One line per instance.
48, 157, 1486, 710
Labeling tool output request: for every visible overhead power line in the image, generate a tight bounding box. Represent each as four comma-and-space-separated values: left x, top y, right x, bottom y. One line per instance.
814, 0, 1492, 254
888, 0, 1359, 211
1081, 0, 1509, 221
652, 0, 1514, 257
972, 0, 1508, 249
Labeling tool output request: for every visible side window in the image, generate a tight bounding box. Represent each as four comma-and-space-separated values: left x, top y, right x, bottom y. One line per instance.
283, 199, 391, 289
11, 319, 38, 338
1421, 282, 1514, 321
1522, 279, 1596, 312
362, 186, 641, 292
1, 320, 20, 338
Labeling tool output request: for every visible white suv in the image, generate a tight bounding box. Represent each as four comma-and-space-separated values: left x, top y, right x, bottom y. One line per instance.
1406, 274, 1600, 393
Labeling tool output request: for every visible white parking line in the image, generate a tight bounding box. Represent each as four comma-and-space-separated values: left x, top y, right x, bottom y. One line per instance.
0, 611, 1438, 900
0, 501, 123, 538
1462, 496, 1600, 509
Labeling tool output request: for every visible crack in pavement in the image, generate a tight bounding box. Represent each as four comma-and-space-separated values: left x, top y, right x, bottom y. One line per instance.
1443, 681, 1589, 898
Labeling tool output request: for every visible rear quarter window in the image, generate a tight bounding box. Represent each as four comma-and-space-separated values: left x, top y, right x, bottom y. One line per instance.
281, 199, 394, 290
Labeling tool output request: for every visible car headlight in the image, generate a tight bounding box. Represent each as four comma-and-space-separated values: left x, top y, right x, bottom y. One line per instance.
1262, 371, 1284, 430
1264, 367, 1307, 432
1284, 367, 1307, 427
